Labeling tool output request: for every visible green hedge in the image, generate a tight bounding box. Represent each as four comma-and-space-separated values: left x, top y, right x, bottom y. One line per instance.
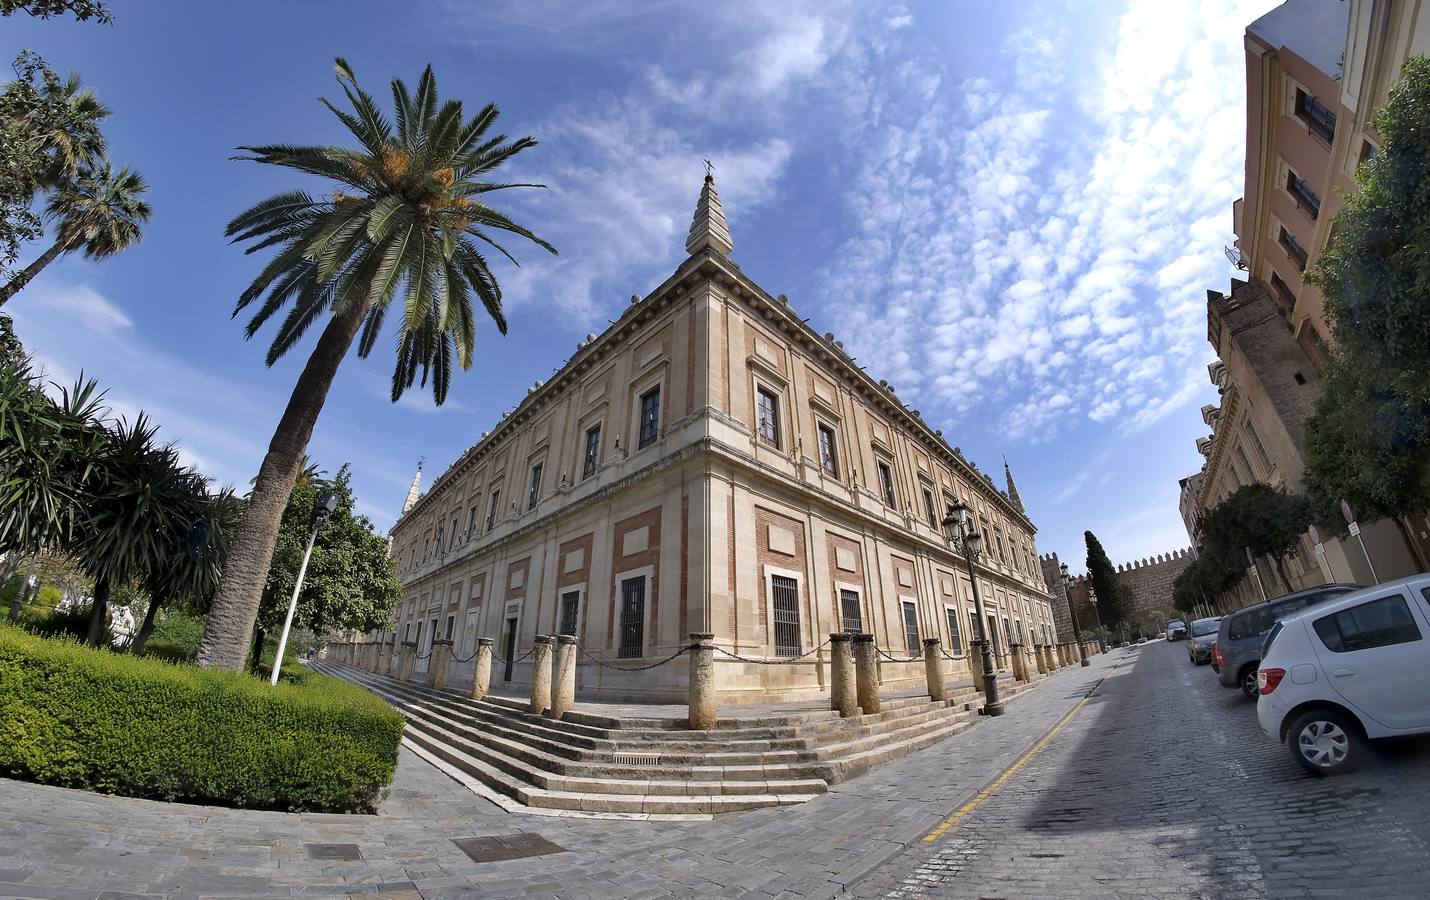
0, 625, 403, 812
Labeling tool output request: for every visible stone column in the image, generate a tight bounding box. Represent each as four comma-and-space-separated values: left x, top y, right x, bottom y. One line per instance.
1010, 643, 1028, 682
398, 641, 415, 681
429, 639, 452, 690
550, 635, 577, 720
687, 632, 716, 730
968, 640, 989, 693
528, 636, 554, 715
853, 633, 881, 715
471, 638, 494, 700
922, 638, 947, 702
829, 633, 857, 718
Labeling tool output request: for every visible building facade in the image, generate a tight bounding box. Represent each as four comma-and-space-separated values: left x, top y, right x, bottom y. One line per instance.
381, 175, 1057, 704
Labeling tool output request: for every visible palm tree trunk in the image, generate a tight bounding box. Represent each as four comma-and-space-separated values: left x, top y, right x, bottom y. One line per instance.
0, 237, 74, 307
86, 574, 110, 648
195, 294, 372, 671
130, 597, 163, 655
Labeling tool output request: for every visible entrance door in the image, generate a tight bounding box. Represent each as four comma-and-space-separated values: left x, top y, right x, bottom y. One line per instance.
503, 617, 517, 682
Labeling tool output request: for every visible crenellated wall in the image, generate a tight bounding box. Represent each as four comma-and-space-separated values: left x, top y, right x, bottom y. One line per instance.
1040, 549, 1195, 636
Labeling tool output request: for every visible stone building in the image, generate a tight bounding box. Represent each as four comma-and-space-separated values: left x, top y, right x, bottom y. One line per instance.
1040, 550, 1195, 637
381, 174, 1057, 705
1183, 0, 1429, 598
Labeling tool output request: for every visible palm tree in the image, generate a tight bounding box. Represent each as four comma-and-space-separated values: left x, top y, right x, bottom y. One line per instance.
0, 163, 151, 305
31, 69, 110, 186
195, 58, 555, 670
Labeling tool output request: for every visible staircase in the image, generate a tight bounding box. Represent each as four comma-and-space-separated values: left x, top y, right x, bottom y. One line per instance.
314, 660, 1048, 819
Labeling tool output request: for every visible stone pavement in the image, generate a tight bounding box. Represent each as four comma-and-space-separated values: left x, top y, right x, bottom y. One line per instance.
852, 639, 1430, 899
0, 657, 1114, 899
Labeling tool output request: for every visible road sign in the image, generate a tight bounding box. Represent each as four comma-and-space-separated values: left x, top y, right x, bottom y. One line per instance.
1348, 521, 1361, 536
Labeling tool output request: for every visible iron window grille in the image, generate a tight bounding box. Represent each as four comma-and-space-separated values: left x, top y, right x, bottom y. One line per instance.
583, 425, 601, 478
445, 615, 455, 640
449, 517, 458, 548
486, 489, 501, 531
902, 601, 921, 657
1286, 171, 1321, 219
922, 487, 937, 527
1278, 226, 1309, 271
638, 387, 661, 449
877, 461, 896, 506
528, 462, 543, 511
756, 388, 780, 447
817, 424, 838, 476
1295, 89, 1337, 144
840, 588, 862, 633
558, 590, 580, 636
945, 607, 962, 651
1002, 617, 1012, 649
1269, 271, 1297, 314
772, 575, 801, 656
618, 577, 645, 658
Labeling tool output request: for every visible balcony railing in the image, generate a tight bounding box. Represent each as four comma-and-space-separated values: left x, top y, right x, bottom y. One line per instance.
1287, 173, 1321, 220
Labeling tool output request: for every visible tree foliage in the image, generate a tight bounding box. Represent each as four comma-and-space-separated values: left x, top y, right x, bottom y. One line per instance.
1083, 531, 1128, 627
1304, 54, 1430, 526
258, 464, 400, 639
0, 1, 112, 22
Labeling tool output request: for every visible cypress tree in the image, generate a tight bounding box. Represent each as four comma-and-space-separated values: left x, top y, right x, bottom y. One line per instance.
1084, 531, 1127, 627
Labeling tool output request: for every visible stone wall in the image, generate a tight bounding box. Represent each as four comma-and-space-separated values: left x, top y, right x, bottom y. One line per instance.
1040, 549, 1195, 636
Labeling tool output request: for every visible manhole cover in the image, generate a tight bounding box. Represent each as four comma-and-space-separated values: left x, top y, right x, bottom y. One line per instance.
452, 833, 567, 864
305, 843, 362, 861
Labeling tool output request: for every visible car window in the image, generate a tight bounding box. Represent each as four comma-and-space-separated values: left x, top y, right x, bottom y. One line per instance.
1228, 607, 1272, 641
1262, 621, 1284, 656
1273, 597, 1311, 617
1191, 619, 1219, 637
1313, 594, 1423, 654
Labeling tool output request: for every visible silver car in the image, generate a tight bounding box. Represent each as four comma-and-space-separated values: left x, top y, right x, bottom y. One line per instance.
1215, 584, 1360, 697
1186, 616, 1221, 664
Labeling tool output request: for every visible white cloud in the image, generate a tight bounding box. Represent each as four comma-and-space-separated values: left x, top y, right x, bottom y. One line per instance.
18, 283, 132, 333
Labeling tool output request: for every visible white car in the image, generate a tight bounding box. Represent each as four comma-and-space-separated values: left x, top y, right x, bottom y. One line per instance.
1256, 574, 1430, 776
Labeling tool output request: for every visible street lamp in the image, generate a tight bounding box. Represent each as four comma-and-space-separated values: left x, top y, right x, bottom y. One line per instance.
270, 489, 340, 686
942, 501, 1004, 717
1059, 562, 1091, 667
1088, 585, 1102, 630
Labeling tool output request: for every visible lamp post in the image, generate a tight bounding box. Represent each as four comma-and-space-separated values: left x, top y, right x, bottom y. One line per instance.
942, 502, 1004, 716
1088, 585, 1102, 630
270, 489, 339, 686
1059, 562, 1091, 667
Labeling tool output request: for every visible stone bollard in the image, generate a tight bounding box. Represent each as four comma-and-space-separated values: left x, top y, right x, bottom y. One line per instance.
549, 635, 577, 720
1010, 643, 1029, 682
853, 633, 881, 715
1034, 643, 1048, 675
687, 632, 717, 730
528, 636, 554, 714
968, 639, 989, 694
471, 638, 494, 700
429, 639, 453, 690
398, 641, 415, 681
829, 633, 857, 718
923, 638, 948, 702
1045, 644, 1056, 672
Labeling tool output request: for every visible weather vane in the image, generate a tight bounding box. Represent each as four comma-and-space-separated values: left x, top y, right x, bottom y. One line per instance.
703, 158, 714, 178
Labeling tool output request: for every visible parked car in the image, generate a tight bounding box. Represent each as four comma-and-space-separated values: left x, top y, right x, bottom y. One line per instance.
1257, 574, 1430, 775
1166, 619, 1187, 641
1186, 616, 1221, 664
1216, 584, 1362, 698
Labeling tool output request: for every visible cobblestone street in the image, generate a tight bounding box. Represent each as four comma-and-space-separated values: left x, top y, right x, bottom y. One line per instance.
854, 640, 1430, 899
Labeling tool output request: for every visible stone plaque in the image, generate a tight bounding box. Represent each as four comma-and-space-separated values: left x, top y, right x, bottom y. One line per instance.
834, 546, 856, 572
897, 567, 913, 588
622, 526, 649, 557
509, 568, 525, 590
564, 548, 585, 574
767, 524, 796, 556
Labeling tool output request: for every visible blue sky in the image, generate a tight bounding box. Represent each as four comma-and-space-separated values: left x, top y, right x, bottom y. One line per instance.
3, 0, 1277, 571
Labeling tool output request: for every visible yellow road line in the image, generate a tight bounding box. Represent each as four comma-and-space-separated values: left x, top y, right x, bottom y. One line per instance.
921, 682, 1103, 844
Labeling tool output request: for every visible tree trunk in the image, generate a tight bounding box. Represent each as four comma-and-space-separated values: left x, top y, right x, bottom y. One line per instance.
195, 294, 372, 670
1392, 516, 1428, 573
130, 597, 162, 655
248, 625, 266, 675
1273, 555, 1295, 594
0, 237, 73, 307
86, 574, 110, 648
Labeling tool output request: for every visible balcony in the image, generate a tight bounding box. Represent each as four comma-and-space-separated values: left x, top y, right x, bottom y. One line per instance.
1295, 89, 1337, 146
1286, 172, 1321, 220
1278, 226, 1309, 272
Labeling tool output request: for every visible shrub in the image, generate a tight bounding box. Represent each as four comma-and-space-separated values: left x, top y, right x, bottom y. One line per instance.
141, 611, 205, 663
28, 602, 109, 644
0, 625, 403, 812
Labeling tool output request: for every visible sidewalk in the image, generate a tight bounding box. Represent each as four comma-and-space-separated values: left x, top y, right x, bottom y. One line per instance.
0, 653, 1123, 899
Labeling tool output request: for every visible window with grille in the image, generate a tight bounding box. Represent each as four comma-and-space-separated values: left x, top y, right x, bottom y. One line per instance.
445, 615, 455, 640
1002, 617, 1012, 649
449, 516, 458, 548
558, 589, 580, 636
756, 387, 780, 447
902, 601, 920, 657
877, 461, 896, 506
922, 486, 937, 527
818, 423, 838, 476
486, 488, 501, 531
839, 588, 862, 633
618, 577, 645, 658
1294, 88, 1337, 143
467, 505, 479, 537
638, 386, 661, 449
771, 575, 801, 656
404, 622, 411, 641
527, 462, 543, 510
1285, 169, 1321, 219
945, 607, 962, 651
583, 424, 601, 478
1278, 226, 1309, 271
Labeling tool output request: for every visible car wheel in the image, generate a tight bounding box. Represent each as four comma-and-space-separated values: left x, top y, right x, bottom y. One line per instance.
1239, 665, 1259, 698
1288, 709, 1364, 776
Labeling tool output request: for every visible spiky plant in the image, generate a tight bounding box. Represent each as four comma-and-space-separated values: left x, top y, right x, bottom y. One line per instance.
196, 58, 555, 670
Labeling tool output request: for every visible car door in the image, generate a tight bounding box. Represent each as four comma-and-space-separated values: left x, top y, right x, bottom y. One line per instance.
1310, 588, 1430, 731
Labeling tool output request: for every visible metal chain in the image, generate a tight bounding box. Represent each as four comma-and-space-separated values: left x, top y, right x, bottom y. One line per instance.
492, 646, 537, 665
875, 646, 923, 663
414, 648, 432, 660
712, 638, 831, 665
939, 646, 967, 661
577, 643, 695, 672
449, 645, 479, 663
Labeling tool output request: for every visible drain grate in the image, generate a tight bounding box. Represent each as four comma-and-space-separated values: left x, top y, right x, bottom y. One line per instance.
612, 753, 658, 767
305, 843, 362, 861
452, 833, 567, 864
